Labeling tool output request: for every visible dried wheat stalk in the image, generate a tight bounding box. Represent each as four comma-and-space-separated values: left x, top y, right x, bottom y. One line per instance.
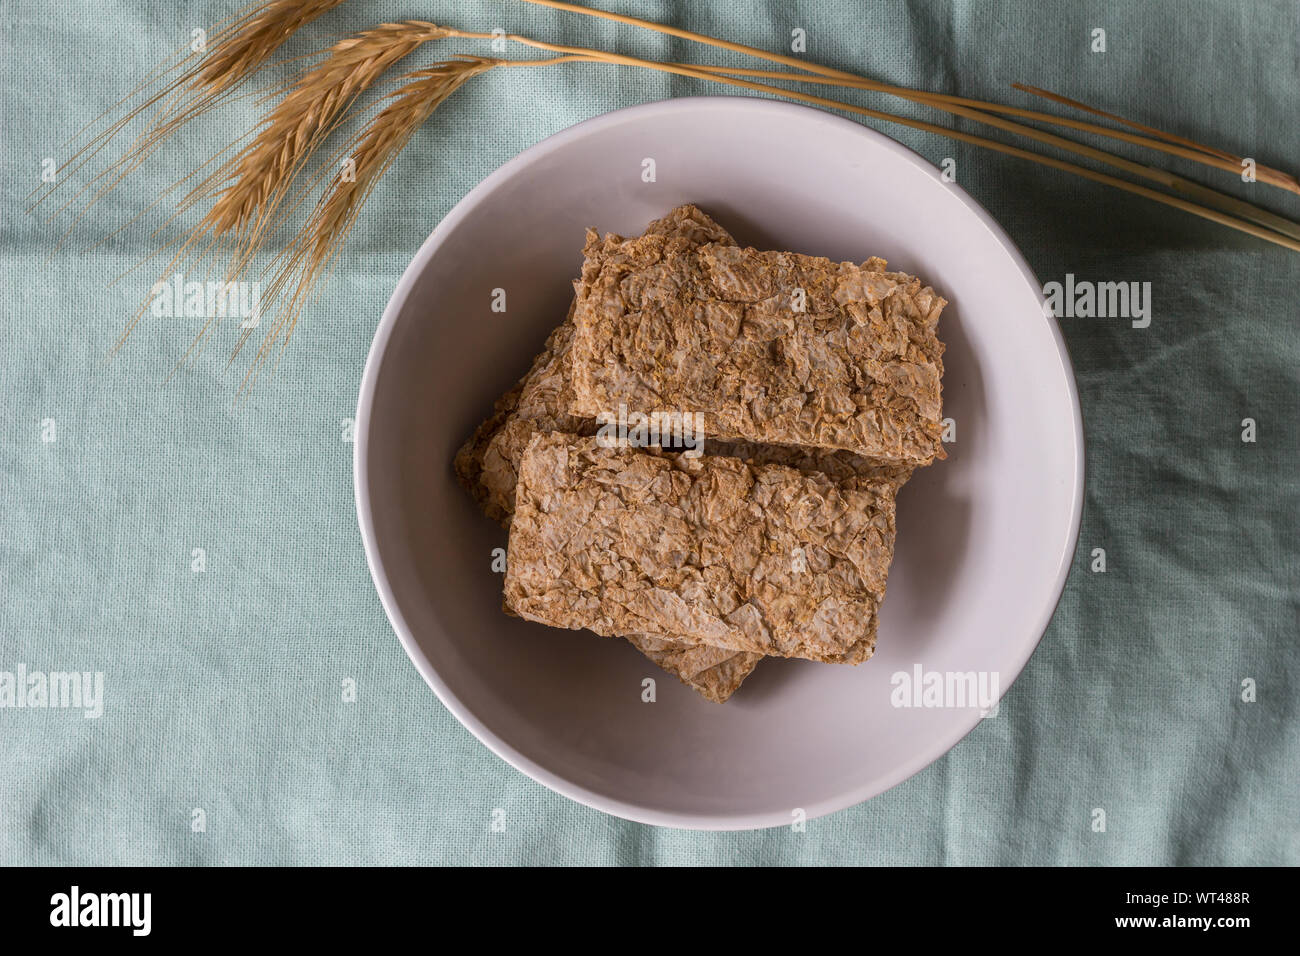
673, 64, 1300, 242
1010, 83, 1239, 163
518, 0, 1300, 197
105, 3, 1299, 388
443, 27, 1300, 253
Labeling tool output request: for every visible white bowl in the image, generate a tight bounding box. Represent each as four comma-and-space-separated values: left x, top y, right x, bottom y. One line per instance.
355, 97, 1083, 829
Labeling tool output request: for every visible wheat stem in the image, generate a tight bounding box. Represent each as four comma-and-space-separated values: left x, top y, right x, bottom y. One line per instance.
1010, 83, 1239, 162
670, 64, 1300, 242
678, 65, 1297, 201
516, 0, 1299, 196
443, 26, 1300, 252
470, 39, 1300, 253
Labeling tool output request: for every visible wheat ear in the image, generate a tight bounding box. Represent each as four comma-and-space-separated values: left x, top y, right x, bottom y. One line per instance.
184, 21, 452, 272
237, 57, 500, 389
195, 0, 350, 96
30, 0, 347, 228
233, 53, 595, 391
123, 17, 450, 365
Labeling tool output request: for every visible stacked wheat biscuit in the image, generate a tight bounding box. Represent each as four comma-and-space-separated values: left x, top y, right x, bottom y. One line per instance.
455, 205, 946, 702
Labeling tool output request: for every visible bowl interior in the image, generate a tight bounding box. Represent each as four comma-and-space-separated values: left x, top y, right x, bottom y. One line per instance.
357, 97, 1082, 828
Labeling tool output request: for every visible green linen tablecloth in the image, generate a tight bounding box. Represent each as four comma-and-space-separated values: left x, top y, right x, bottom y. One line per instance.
1, 0, 1296, 865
